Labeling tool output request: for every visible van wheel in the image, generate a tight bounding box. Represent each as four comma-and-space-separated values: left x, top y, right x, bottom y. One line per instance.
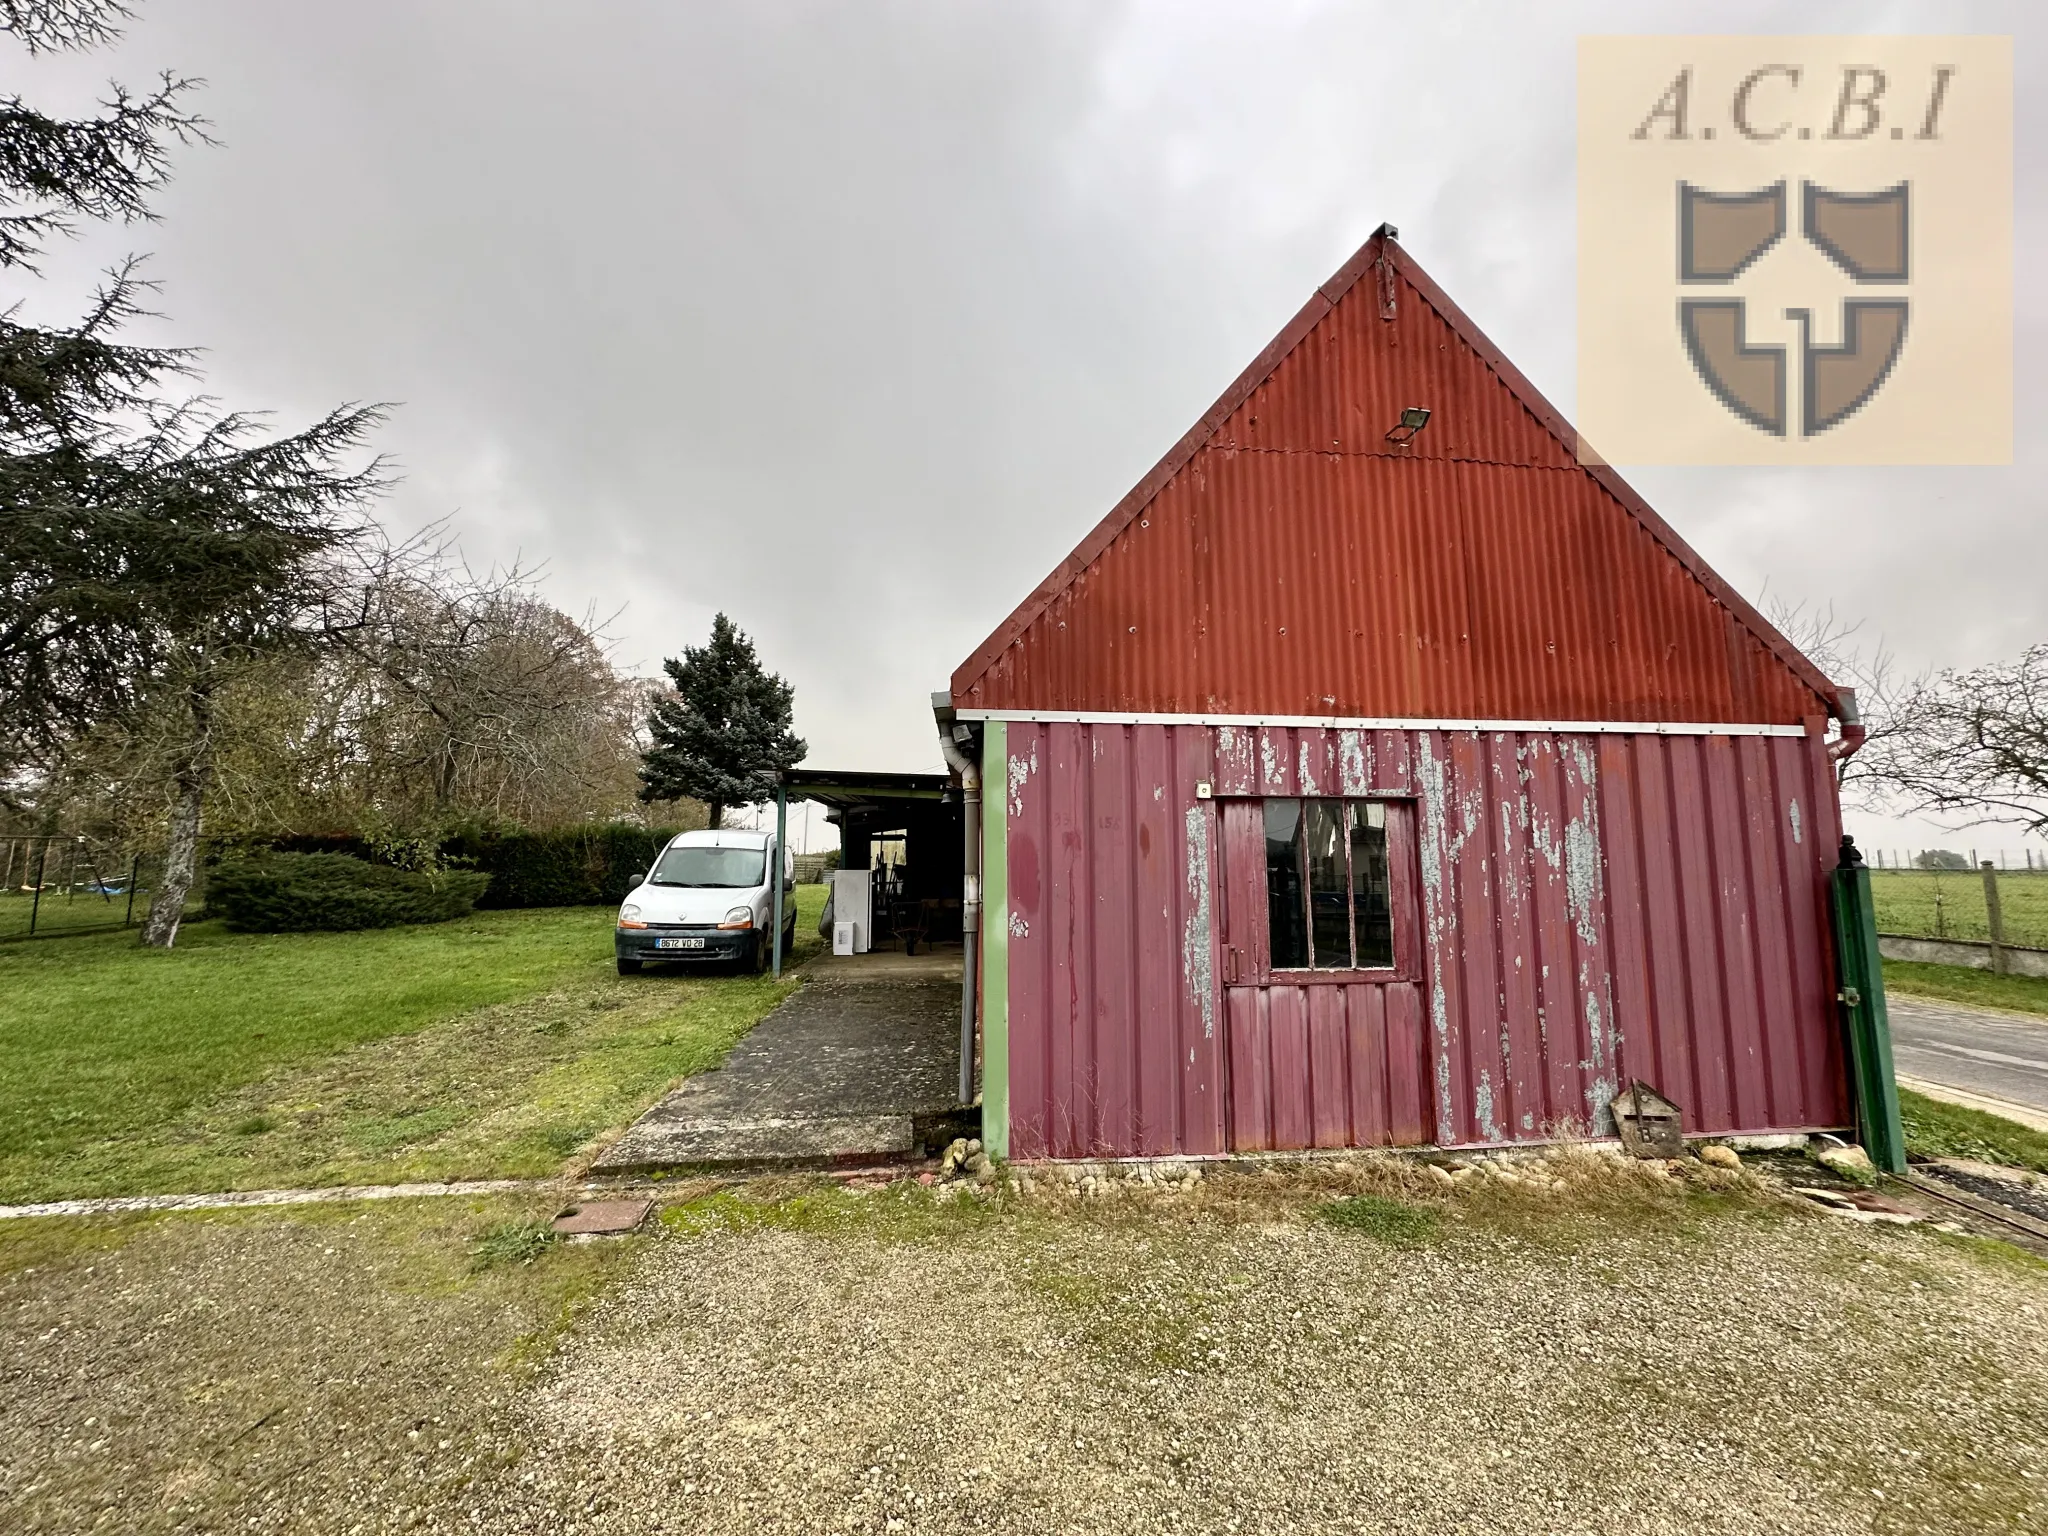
617, 957, 642, 976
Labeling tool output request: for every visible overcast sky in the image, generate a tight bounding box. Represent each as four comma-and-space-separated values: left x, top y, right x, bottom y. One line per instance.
16, 0, 2043, 853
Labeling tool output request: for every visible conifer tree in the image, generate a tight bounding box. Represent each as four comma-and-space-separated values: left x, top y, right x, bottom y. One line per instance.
638, 613, 805, 830
1, 0, 388, 946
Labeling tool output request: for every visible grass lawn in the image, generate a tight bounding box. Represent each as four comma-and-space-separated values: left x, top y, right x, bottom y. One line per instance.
0, 888, 165, 940
1883, 957, 2048, 1016
1899, 1087, 2048, 1174
0, 887, 828, 1203
1871, 868, 2048, 949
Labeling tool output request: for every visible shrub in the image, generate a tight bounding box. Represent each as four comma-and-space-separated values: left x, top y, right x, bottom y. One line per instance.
210, 853, 491, 933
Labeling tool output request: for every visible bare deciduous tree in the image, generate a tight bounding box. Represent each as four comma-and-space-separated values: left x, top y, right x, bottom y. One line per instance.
1764, 596, 1919, 798
1768, 595, 2048, 841
322, 549, 646, 831
1865, 646, 2048, 839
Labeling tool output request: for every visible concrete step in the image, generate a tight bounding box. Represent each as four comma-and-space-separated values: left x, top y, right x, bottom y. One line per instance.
590, 1112, 917, 1173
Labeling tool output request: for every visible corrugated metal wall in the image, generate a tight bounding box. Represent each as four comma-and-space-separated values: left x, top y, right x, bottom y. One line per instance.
1002, 721, 1228, 1159
1000, 719, 1850, 1159
955, 243, 1831, 727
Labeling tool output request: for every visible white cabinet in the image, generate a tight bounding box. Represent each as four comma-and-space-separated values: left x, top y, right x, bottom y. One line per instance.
830, 869, 871, 954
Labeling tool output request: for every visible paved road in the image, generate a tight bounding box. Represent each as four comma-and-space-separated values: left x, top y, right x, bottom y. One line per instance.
1888, 994, 2048, 1119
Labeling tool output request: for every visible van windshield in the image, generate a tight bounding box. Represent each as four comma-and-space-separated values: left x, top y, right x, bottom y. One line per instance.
648, 846, 766, 889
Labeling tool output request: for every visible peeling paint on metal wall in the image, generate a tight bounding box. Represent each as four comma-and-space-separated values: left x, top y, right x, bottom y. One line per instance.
1002, 722, 1849, 1158
1003, 721, 1225, 1159
1182, 804, 1215, 1042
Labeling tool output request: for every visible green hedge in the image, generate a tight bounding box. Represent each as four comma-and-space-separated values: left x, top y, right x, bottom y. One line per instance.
211, 853, 491, 932
257, 825, 681, 910
444, 825, 677, 908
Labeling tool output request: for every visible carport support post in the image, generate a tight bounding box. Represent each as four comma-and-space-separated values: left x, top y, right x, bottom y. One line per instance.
772, 784, 787, 979
1830, 836, 1906, 1174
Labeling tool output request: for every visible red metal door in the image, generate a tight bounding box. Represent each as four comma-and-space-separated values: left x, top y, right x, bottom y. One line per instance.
1217, 797, 1431, 1151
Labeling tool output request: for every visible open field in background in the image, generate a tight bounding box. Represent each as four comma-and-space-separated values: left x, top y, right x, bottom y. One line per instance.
0, 888, 828, 1203
3, 1164, 2045, 1534
1871, 869, 2048, 949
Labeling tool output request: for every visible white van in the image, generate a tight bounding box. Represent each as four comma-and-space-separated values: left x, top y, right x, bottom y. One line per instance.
614, 828, 796, 975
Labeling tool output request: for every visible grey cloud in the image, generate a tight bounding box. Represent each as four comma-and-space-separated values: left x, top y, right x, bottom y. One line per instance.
16, 0, 2042, 847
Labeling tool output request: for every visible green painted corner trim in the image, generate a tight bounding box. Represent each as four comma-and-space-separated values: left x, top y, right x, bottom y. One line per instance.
980, 720, 1009, 1160
1831, 860, 1907, 1174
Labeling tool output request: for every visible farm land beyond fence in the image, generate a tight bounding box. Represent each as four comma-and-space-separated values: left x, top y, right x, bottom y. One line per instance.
1868, 854, 2048, 951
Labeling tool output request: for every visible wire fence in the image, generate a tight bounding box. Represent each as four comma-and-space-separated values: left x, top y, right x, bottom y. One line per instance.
1866, 853, 2048, 951
0, 836, 200, 942
1866, 848, 2048, 873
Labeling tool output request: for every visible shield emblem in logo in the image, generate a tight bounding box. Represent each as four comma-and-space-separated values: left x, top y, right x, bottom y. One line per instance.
1676, 179, 1910, 438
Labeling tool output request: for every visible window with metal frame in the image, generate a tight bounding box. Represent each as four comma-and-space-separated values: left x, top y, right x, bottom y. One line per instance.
1262, 798, 1393, 971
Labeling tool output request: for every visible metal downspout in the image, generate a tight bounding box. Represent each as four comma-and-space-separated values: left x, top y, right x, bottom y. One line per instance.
937, 718, 981, 1109
1828, 687, 1868, 764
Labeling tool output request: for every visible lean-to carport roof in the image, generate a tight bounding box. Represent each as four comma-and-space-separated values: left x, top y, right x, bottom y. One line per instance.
950, 228, 1840, 726
780, 768, 953, 814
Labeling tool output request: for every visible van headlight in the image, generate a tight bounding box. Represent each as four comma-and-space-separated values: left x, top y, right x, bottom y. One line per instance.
719, 907, 753, 929
620, 903, 641, 920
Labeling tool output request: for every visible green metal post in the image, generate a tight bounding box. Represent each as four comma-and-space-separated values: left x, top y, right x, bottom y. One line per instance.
1830, 836, 1906, 1174
771, 784, 787, 979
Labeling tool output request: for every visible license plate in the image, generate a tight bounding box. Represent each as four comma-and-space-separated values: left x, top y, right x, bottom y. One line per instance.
655, 936, 706, 950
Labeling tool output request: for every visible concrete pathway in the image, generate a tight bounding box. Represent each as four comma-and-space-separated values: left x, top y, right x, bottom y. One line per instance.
592, 950, 965, 1171
1889, 993, 2048, 1126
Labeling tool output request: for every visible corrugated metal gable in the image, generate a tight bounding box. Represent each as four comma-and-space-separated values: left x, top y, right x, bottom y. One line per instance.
953, 231, 1838, 725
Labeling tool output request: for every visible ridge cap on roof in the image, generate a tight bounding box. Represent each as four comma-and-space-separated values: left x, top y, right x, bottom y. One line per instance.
949, 230, 1840, 717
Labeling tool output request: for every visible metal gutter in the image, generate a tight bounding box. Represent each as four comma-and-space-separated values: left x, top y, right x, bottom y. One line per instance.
953, 708, 1810, 738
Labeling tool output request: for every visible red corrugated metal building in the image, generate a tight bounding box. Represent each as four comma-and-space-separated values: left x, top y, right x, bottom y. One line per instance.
951, 227, 1857, 1160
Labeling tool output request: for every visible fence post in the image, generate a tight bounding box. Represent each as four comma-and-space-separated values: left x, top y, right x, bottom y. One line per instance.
1982, 861, 2007, 975
29, 842, 47, 935
1830, 836, 1907, 1175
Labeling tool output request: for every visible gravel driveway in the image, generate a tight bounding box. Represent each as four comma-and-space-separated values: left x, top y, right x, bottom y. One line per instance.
475, 1181, 2048, 1535
5, 1158, 2047, 1535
